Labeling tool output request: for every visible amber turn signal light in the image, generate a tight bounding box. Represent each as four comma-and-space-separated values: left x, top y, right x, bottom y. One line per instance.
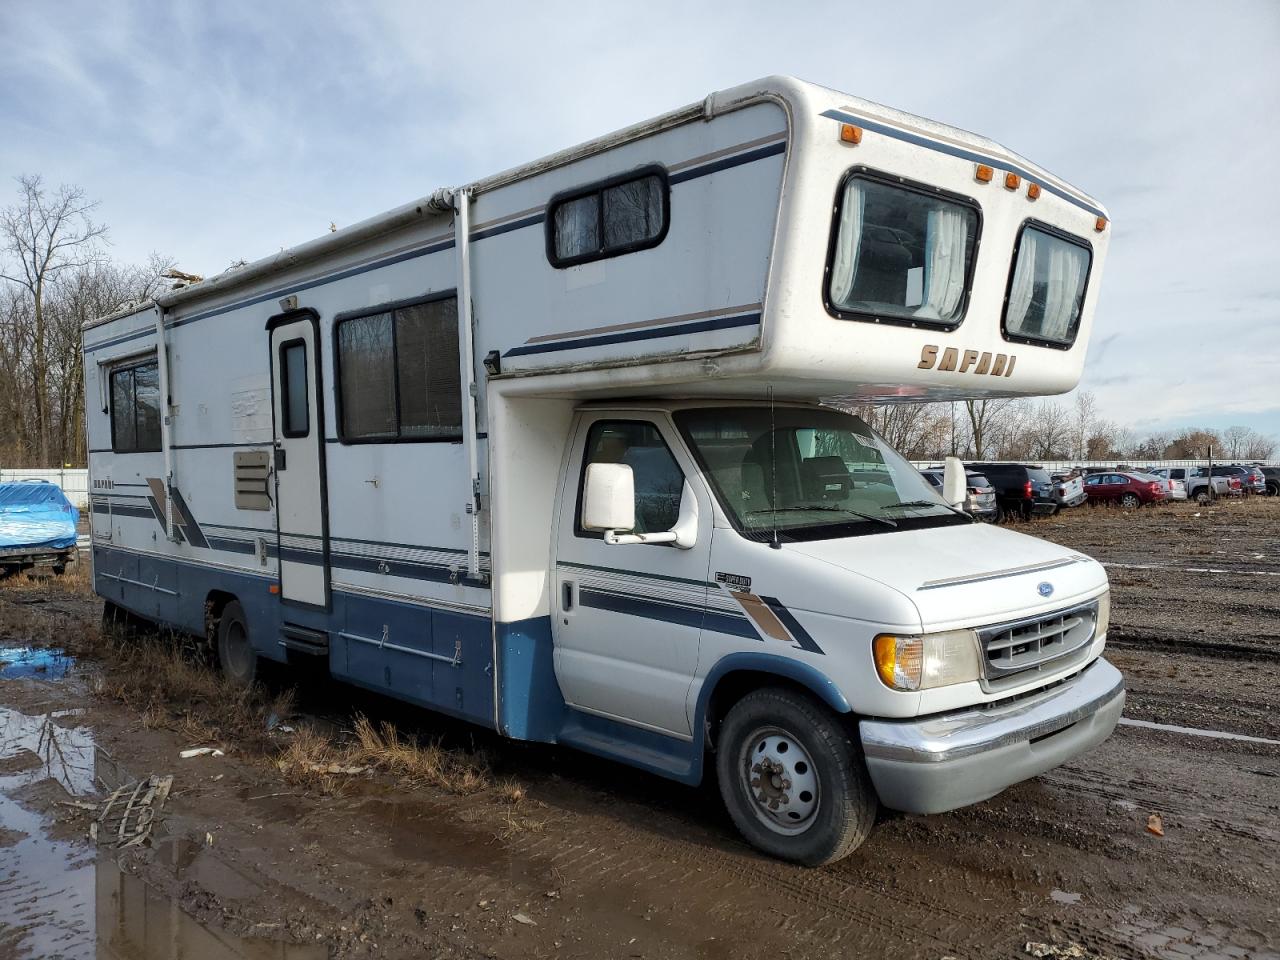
839, 123, 863, 144
975, 164, 994, 183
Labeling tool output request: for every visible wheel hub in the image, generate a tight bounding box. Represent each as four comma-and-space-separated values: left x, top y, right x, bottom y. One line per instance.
740, 729, 819, 835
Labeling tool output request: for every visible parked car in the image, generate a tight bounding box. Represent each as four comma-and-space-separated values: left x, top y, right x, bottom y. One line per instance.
1240, 465, 1268, 496
1261, 466, 1280, 497
0, 480, 79, 577
966, 463, 1058, 520
1149, 467, 1232, 504
919, 468, 1000, 521
1082, 472, 1167, 508
1050, 471, 1088, 509
1136, 470, 1186, 502
1204, 464, 1257, 496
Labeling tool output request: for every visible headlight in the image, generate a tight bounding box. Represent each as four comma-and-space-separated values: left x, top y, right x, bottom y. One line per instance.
873, 629, 982, 691
1096, 590, 1111, 639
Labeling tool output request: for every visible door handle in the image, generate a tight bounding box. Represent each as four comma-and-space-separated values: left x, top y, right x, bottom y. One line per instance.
561, 580, 575, 612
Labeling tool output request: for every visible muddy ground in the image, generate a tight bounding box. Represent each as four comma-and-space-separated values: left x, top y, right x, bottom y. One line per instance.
2, 499, 1278, 960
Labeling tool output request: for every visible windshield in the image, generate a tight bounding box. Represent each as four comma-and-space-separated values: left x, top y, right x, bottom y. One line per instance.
675, 406, 968, 542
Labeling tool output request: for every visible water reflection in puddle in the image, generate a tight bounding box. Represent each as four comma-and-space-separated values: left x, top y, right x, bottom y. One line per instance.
1, 695, 325, 958
0, 645, 75, 680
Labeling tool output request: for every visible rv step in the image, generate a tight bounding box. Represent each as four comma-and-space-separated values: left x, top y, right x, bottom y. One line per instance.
279, 624, 329, 656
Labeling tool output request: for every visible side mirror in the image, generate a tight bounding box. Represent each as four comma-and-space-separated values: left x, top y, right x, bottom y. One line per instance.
942, 456, 967, 508
582, 462, 636, 532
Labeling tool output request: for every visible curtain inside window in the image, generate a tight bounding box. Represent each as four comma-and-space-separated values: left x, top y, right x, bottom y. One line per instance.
1041, 242, 1086, 341
554, 195, 600, 260
829, 181, 865, 304
917, 206, 968, 321
1006, 230, 1039, 333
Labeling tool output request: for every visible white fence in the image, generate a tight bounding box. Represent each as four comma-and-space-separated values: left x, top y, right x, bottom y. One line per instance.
911, 458, 1278, 473
0, 468, 89, 508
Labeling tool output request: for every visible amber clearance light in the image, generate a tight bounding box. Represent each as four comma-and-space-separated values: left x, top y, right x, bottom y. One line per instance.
975, 164, 994, 183
1004, 172, 1021, 191
839, 123, 863, 145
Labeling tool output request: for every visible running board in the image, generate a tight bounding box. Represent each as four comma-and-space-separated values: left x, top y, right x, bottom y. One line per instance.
278, 624, 329, 656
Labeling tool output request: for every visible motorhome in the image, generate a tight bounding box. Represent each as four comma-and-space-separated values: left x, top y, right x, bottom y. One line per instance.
82, 76, 1122, 865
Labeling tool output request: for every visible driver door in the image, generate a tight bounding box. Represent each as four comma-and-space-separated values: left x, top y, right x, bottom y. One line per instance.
552, 413, 713, 738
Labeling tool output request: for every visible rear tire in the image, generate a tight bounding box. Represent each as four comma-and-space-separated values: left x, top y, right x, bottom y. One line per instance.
716, 688, 876, 866
1121, 493, 1140, 509
216, 600, 257, 689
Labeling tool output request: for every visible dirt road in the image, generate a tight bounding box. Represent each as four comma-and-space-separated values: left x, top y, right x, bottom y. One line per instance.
2, 499, 1278, 959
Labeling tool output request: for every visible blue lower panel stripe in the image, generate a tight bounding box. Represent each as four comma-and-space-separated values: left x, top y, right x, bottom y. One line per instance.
578, 589, 704, 629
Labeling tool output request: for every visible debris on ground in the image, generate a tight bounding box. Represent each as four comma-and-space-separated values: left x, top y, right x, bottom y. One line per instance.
180, 746, 224, 759
1146, 813, 1165, 836
1024, 941, 1121, 959
512, 912, 537, 926
86, 775, 173, 847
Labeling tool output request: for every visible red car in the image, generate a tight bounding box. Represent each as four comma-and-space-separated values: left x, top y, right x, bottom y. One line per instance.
1083, 471, 1167, 508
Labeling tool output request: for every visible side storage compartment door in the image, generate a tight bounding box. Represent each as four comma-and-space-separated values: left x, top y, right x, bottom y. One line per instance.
551, 414, 712, 738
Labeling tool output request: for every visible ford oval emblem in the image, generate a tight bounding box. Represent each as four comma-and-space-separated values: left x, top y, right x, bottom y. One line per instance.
1038, 582, 1054, 598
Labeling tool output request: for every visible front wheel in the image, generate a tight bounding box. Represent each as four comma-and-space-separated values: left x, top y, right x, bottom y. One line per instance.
716, 688, 876, 866
216, 600, 258, 688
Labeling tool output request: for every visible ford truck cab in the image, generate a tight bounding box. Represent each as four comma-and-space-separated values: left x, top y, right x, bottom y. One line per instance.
558, 399, 1121, 863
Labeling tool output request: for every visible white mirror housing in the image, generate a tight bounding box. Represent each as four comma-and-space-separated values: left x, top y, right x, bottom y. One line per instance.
603, 480, 699, 549
582, 462, 636, 532
942, 455, 967, 508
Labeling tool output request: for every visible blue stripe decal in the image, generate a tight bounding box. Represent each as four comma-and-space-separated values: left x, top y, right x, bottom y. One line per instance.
579, 588, 705, 630
819, 109, 1105, 219
669, 140, 785, 185
471, 213, 544, 242
760, 596, 825, 655
83, 137, 787, 352
504, 311, 760, 358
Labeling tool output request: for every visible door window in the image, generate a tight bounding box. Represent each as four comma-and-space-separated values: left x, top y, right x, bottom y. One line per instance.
577, 420, 684, 537
279, 339, 310, 437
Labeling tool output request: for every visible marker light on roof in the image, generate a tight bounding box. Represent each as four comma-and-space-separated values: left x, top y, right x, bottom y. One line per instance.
1004, 172, 1021, 191
1095, 216, 1108, 232
1027, 182, 1042, 200
975, 164, 994, 183
839, 123, 863, 144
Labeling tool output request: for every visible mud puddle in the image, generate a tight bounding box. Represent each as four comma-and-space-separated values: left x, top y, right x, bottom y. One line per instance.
0, 646, 74, 681
0, 655, 323, 960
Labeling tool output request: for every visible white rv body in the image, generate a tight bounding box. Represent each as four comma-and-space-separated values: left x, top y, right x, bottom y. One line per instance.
84, 77, 1122, 863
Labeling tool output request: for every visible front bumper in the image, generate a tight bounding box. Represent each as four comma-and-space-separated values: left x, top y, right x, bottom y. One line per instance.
859, 658, 1125, 815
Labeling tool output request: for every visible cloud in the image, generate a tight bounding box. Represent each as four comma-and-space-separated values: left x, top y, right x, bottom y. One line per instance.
2, 0, 1277, 438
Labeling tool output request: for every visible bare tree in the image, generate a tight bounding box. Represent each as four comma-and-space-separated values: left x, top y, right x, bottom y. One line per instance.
964, 398, 1016, 460
0, 175, 108, 462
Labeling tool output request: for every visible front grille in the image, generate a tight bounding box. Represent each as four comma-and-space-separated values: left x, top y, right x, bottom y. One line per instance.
977, 600, 1098, 691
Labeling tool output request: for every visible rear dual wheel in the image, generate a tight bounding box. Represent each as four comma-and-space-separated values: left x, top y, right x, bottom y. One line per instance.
716, 688, 876, 866
216, 600, 258, 688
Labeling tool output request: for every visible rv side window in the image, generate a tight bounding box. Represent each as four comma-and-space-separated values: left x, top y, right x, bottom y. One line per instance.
335, 296, 461, 443
109, 360, 162, 454
825, 171, 980, 330
279, 340, 309, 437
1002, 222, 1092, 348
576, 420, 684, 538
548, 168, 669, 268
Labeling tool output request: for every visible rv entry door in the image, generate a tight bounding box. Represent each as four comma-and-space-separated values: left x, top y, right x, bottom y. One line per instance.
268, 311, 329, 608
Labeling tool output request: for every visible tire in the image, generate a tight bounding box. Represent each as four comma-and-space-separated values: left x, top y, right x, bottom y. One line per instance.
1268, 482, 1280, 498
716, 688, 876, 866
1194, 488, 1212, 505
1121, 493, 1140, 509
216, 600, 258, 688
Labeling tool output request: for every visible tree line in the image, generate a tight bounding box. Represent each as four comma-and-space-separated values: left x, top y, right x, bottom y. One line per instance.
0, 176, 1274, 469
846, 393, 1276, 465
0, 175, 172, 468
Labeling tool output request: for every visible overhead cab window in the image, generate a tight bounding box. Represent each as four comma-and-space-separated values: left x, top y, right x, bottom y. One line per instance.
825, 171, 980, 329
1002, 222, 1092, 347
335, 296, 461, 442
110, 360, 162, 453
548, 168, 669, 267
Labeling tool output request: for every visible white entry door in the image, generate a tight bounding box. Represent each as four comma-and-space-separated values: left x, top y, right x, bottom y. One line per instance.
552, 414, 712, 738
269, 312, 329, 608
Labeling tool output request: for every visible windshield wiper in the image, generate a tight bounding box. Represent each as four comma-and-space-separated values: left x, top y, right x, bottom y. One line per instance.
887, 499, 973, 520
746, 505, 897, 529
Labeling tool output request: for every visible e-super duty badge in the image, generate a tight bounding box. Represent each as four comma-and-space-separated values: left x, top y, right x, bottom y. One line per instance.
715, 571, 752, 591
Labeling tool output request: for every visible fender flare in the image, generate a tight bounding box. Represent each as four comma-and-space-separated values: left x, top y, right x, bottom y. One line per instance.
693, 652, 852, 726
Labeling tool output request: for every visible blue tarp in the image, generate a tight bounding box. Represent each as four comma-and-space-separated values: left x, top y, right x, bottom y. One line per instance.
0, 482, 79, 553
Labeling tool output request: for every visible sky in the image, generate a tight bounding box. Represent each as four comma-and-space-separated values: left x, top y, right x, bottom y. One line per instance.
1, 1, 1277, 441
